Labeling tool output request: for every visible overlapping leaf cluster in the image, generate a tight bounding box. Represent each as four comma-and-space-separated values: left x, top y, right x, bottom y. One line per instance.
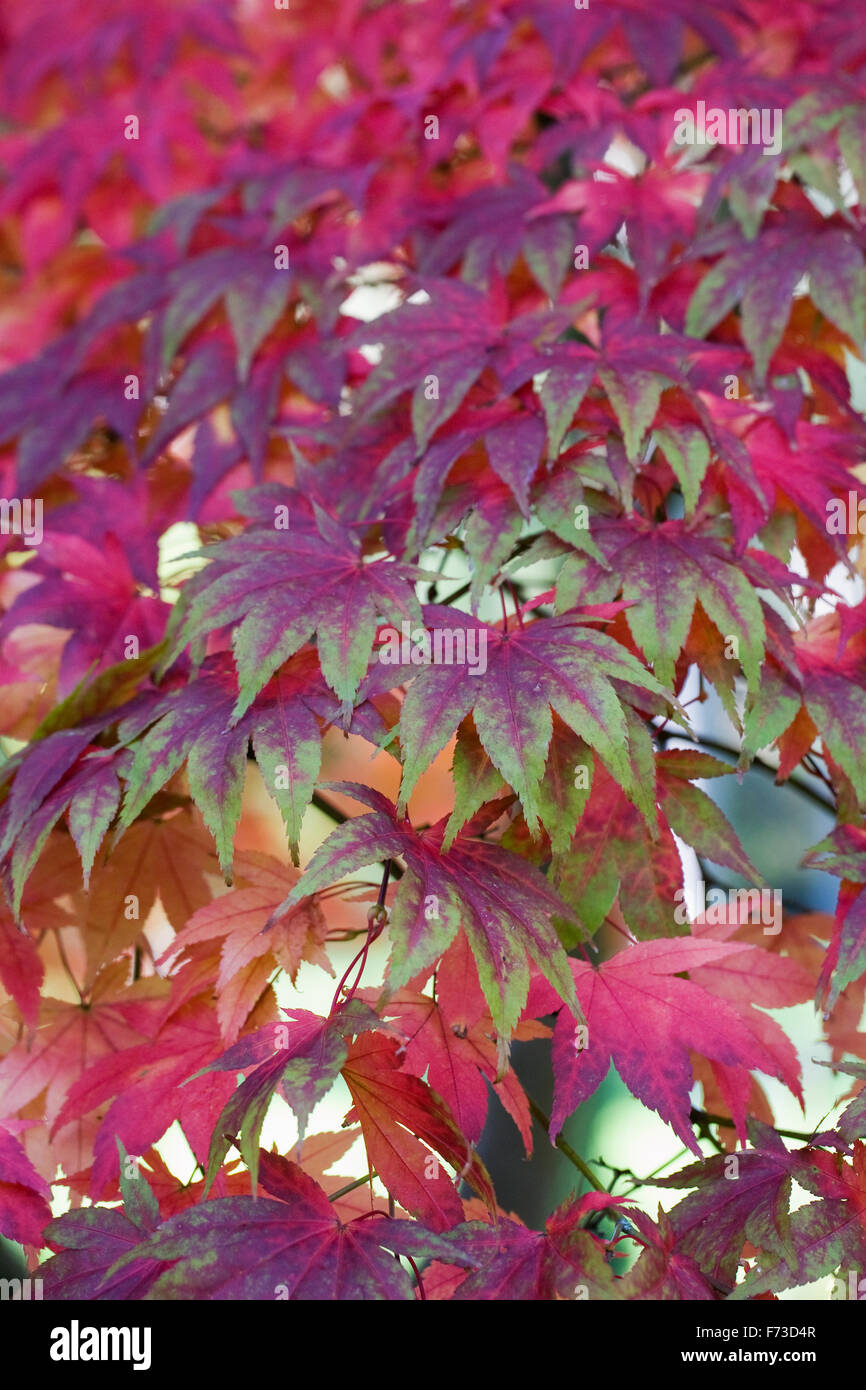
0, 0, 865, 1300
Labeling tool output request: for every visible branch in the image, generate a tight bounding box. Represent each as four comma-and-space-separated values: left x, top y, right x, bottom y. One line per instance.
655, 728, 836, 814
311, 790, 349, 824
690, 1108, 815, 1145
527, 1096, 610, 1196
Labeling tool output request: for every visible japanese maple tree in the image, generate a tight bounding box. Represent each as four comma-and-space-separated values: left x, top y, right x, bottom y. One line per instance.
0, 0, 866, 1303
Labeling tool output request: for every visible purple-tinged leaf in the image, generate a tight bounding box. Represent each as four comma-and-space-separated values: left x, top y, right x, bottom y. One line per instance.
269, 783, 577, 1037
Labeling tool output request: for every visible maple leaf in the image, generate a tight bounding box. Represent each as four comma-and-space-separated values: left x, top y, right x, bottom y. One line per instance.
614, 1206, 723, 1300
432, 1191, 626, 1300
534, 323, 720, 501
418, 466, 527, 606
155, 246, 293, 378
816, 1061, 866, 1144
139, 339, 239, 468
267, 783, 578, 1038
157, 851, 332, 1042
0, 962, 170, 1177
10, 368, 143, 492
795, 608, 866, 806
117, 645, 397, 876
687, 215, 866, 383
593, 329, 687, 469
552, 763, 686, 942
805, 824, 866, 1006
341, 1031, 496, 1231
62, 1146, 255, 1225
0, 719, 123, 890
41, 1142, 172, 1300
98, 1156, 472, 1300
0, 1119, 52, 1248
550, 938, 804, 1153
41, 1206, 165, 1301
417, 167, 576, 298
394, 603, 675, 837
656, 1119, 803, 1286
442, 716, 512, 850
83, 804, 220, 930
118, 649, 358, 873
0, 693, 227, 915
651, 422, 713, 519
162, 506, 427, 716
370, 984, 546, 1153
345, 277, 575, 455
553, 750, 762, 941
37, 809, 220, 1008
1, 747, 128, 918
684, 918, 815, 1133
732, 1143, 866, 1298
196, 999, 382, 1191
769, 607, 866, 813
556, 514, 766, 691
730, 418, 864, 568
0, 0, 864, 1297
51, 959, 280, 1199
277, 1127, 393, 1221
531, 164, 702, 305
0, 834, 81, 1028
518, 0, 739, 86
0, 533, 169, 695
399, 401, 548, 549
528, 321, 692, 500
806, 824, 866, 885
21, 632, 168, 743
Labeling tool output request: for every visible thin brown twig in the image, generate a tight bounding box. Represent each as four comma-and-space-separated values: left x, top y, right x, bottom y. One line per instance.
690, 1108, 815, 1144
